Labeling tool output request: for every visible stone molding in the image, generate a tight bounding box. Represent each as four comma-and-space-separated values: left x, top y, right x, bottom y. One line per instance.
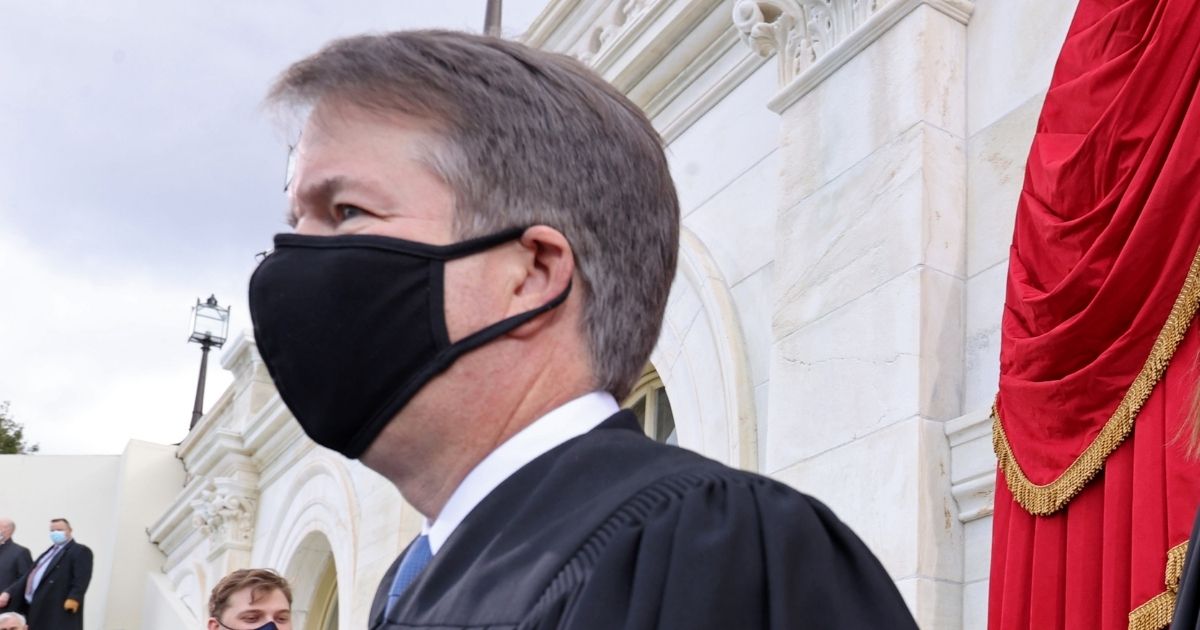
526, 0, 752, 142
729, 0, 973, 112
651, 227, 759, 470
243, 396, 313, 488
945, 406, 996, 523
655, 34, 767, 143
567, 0, 665, 66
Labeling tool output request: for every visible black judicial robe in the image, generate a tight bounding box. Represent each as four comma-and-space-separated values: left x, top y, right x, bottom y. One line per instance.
370, 411, 918, 630
1172, 509, 1200, 629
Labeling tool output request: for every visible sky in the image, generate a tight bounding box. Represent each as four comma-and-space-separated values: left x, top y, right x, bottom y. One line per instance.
0, 1, 546, 454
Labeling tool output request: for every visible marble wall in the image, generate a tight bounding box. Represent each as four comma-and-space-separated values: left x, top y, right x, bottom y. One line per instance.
716, 0, 1077, 627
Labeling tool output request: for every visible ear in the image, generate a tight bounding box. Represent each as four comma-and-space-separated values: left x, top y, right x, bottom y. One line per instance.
505, 225, 576, 337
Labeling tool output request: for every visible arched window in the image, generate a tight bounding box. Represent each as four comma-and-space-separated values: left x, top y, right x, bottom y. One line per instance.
309, 555, 338, 630
284, 531, 339, 630
623, 366, 677, 445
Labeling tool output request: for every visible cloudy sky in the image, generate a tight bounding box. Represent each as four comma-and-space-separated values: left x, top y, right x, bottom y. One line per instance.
0, 1, 544, 453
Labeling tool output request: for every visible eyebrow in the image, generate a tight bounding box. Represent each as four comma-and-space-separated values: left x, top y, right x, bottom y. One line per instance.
284, 172, 393, 229
286, 176, 355, 228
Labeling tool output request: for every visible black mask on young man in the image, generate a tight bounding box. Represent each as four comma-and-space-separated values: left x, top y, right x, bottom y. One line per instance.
248, 227, 570, 459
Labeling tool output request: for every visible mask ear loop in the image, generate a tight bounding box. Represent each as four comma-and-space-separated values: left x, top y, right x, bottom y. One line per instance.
344, 280, 573, 458
441, 279, 572, 358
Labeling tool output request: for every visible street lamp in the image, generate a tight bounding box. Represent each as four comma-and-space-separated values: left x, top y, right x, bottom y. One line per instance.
188, 295, 230, 429
484, 0, 502, 36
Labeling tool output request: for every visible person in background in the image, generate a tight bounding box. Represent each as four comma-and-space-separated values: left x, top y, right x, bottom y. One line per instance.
207, 569, 292, 630
0, 612, 25, 630
0, 520, 30, 614
0, 518, 92, 630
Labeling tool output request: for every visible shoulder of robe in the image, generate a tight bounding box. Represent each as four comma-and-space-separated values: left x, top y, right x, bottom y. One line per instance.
526, 464, 825, 595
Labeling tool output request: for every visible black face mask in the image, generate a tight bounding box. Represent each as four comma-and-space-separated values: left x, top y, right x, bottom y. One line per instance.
218, 621, 278, 630
248, 227, 570, 458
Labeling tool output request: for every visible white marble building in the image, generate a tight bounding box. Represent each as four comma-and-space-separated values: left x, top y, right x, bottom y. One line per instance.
3, 2, 1083, 629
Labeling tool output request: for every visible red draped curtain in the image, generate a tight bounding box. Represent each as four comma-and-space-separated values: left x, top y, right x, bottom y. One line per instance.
990, 0, 1200, 628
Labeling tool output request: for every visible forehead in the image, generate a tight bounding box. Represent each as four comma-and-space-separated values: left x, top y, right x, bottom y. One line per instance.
49, 522, 67, 529
297, 99, 440, 164
226, 586, 289, 612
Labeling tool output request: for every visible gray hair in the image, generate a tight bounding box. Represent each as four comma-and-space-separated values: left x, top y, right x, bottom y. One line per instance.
268, 30, 680, 398
0, 612, 26, 626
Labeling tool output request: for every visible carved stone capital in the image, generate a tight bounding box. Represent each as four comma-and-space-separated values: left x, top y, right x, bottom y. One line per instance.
189, 479, 257, 546
732, 0, 880, 84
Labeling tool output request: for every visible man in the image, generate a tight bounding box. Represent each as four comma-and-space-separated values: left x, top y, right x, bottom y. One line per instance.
0, 612, 25, 630
0, 518, 92, 630
0, 520, 30, 614
207, 569, 292, 630
249, 30, 917, 629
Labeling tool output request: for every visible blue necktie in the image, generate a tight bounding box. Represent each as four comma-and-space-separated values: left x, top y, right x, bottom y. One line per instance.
385, 535, 432, 617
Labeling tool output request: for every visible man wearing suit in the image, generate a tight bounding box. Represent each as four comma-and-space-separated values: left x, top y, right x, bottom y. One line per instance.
0, 518, 93, 630
249, 30, 916, 629
0, 520, 31, 615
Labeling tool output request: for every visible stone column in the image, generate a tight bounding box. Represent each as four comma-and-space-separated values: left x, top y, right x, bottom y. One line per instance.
734, 0, 971, 626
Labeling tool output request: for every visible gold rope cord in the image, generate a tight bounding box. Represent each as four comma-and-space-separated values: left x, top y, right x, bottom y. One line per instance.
1128, 541, 1189, 630
992, 243, 1200, 516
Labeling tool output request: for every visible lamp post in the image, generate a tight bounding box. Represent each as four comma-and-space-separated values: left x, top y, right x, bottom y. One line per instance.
484, 0, 502, 36
188, 295, 231, 429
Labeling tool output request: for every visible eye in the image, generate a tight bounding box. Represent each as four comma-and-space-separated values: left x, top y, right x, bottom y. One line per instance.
335, 204, 369, 223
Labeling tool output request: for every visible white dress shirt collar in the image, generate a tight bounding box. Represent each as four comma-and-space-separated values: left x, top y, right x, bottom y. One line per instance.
423, 391, 619, 554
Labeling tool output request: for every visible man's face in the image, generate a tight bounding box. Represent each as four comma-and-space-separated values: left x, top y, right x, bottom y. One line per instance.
0, 521, 13, 541
49, 521, 70, 539
0, 617, 25, 630
207, 587, 291, 630
288, 99, 521, 369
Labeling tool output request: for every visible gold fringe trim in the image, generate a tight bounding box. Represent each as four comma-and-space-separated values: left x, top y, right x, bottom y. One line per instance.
1128, 542, 1189, 630
993, 244, 1200, 516
1169, 541, 1190, 591
1129, 591, 1176, 630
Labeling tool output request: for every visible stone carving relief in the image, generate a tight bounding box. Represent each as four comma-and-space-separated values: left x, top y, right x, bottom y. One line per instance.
190, 482, 257, 545
732, 0, 881, 84
572, 0, 659, 64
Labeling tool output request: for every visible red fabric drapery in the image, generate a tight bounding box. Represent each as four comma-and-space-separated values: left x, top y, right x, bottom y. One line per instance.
991, 0, 1200, 628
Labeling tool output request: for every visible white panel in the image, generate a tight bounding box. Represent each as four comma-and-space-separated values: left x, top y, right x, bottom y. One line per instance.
684, 150, 779, 286
966, 0, 1075, 135
964, 261, 1005, 412
966, 90, 1043, 276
